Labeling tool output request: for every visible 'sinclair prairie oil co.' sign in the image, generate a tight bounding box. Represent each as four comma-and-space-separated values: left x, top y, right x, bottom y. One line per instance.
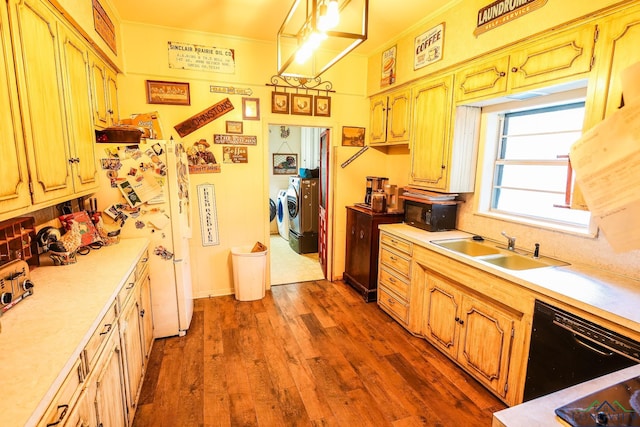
474, 0, 547, 36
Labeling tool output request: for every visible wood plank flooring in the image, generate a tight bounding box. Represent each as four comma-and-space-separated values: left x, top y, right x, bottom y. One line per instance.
133, 280, 506, 426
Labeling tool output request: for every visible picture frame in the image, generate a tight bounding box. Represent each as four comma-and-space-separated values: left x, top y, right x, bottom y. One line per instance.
242, 97, 260, 120
271, 92, 290, 114
225, 121, 243, 134
146, 80, 190, 105
314, 96, 331, 117
342, 126, 366, 147
272, 153, 298, 175
291, 93, 313, 116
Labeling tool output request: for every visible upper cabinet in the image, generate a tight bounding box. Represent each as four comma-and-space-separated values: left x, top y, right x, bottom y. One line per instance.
455, 25, 598, 104
0, 3, 31, 214
369, 87, 411, 145
1, 0, 108, 220
409, 75, 480, 193
91, 54, 119, 128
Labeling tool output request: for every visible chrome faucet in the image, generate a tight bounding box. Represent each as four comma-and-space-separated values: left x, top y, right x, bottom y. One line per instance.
501, 231, 516, 251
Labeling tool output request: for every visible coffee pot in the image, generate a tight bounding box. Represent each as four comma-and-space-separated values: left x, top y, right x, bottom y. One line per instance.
365, 176, 388, 205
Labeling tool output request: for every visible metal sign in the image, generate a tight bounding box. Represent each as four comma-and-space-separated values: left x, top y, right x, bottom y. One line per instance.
223, 146, 248, 163
168, 41, 235, 74
414, 23, 445, 70
174, 98, 234, 137
474, 0, 548, 36
197, 184, 219, 246
210, 85, 253, 96
213, 134, 257, 145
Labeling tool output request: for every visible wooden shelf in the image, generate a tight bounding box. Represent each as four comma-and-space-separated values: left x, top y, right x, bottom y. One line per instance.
0, 217, 39, 269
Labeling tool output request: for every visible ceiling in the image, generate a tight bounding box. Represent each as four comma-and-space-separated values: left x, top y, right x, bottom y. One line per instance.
109, 0, 455, 55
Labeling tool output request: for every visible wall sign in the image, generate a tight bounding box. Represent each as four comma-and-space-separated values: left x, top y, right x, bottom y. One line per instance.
381, 45, 397, 87
213, 134, 257, 145
414, 23, 444, 70
168, 41, 235, 74
92, 0, 116, 54
174, 98, 234, 137
223, 146, 248, 163
197, 184, 219, 246
474, 0, 548, 36
210, 85, 253, 96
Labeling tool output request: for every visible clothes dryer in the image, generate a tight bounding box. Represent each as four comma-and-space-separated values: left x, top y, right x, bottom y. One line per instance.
276, 189, 289, 240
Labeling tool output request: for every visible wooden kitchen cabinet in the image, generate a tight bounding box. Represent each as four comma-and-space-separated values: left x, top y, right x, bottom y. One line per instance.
455, 24, 597, 103
377, 232, 413, 328
93, 325, 128, 427
369, 87, 411, 145
423, 272, 514, 399
409, 74, 480, 193
0, 3, 31, 216
344, 206, 403, 302
7, 0, 99, 208
91, 54, 120, 128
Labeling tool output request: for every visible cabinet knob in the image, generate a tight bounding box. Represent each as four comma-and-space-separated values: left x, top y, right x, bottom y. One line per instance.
511, 67, 518, 73
359, 230, 365, 239
140, 309, 146, 318
499, 71, 506, 77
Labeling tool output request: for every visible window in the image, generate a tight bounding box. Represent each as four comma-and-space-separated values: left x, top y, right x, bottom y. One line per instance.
479, 91, 592, 232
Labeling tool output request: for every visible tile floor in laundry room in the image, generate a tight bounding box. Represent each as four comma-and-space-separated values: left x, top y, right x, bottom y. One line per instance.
269, 234, 324, 285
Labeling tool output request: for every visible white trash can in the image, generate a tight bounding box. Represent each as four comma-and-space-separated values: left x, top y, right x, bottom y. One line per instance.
231, 245, 268, 301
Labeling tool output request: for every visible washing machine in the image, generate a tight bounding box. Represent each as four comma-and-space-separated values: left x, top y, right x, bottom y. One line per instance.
276, 189, 289, 240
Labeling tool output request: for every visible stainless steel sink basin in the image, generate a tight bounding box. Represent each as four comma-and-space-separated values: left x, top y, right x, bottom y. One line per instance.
432, 237, 569, 271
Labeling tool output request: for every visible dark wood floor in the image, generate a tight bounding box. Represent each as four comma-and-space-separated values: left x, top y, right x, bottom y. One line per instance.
133, 280, 506, 426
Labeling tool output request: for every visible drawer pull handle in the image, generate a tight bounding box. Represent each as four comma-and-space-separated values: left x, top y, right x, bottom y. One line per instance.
47, 404, 69, 426
99, 323, 112, 336
126, 282, 135, 290
141, 257, 149, 263
390, 256, 397, 261
389, 277, 396, 283
387, 298, 395, 305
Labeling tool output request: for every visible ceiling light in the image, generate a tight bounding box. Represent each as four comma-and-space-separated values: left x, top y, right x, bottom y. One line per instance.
277, 0, 368, 78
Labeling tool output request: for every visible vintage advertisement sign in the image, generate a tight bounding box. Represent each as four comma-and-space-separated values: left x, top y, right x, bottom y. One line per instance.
414, 23, 444, 70
210, 85, 253, 96
223, 146, 248, 163
474, 0, 548, 36
168, 41, 235, 74
92, 0, 116, 54
197, 184, 220, 246
380, 46, 397, 88
213, 134, 257, 145
174, 98, 234, 138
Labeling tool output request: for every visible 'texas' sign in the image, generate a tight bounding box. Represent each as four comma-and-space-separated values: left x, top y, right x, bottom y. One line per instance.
174, 98, 234, 137
474, 0, 547, 36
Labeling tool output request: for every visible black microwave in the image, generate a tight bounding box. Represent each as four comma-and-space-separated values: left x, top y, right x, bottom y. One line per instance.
403, 199, 458, 231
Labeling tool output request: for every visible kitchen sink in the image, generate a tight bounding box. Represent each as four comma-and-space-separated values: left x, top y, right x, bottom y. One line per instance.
432, 237, 569, 270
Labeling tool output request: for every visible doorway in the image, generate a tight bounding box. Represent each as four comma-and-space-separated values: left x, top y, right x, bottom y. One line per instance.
268, 125, 327, 285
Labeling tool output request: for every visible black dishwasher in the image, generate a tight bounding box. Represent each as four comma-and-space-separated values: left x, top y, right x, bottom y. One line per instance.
523, 300, 640, 402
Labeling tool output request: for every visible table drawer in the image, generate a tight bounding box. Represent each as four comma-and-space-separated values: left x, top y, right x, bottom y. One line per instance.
380, 247, 411, 277
378, 287, 408, 324
379, 268, 409, 299
380, 233, 412, 255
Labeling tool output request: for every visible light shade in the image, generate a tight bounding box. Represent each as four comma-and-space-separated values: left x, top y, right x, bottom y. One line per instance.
277, 0, 368, 78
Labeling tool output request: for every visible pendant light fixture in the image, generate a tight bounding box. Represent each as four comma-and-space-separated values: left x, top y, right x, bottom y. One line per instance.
277, 0, 368, 78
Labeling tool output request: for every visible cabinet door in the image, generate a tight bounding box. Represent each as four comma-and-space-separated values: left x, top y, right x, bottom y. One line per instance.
95, 330, 127, 427
140, 274, 154, 359
90, 57, 108, 127
0, 4, 31, 215
121, 296, 145, 413
65, 387, 97, 427
386, 88, 411, 143
369, 94, 388, 143
509, 25, 596, 91
455, 55, 509, 103
410, 75, 454, 191
9, 0, 74, 204
106, 67, 119, 126
423, 273, 461, 359
345, 209, 373, 287
459, 295, 514, 398
60, 26, 99, 195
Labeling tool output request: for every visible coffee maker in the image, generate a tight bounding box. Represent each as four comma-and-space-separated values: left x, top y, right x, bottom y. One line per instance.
365, 176, 389, 205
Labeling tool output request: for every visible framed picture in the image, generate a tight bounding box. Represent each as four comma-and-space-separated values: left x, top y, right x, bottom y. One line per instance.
291, 93, 313, 116
225, 121, 243, 134
242, 97, 260, 120
271, 92, 290, 114
146, 80, 190, 105
342, 126, 366, 147
314, 96, 331, 117
272, 153, 298, 175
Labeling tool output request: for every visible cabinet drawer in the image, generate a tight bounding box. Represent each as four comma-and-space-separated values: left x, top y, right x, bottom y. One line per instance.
135, 249, 149, 281
379, 268, 409, 299
38, 358, 83, 427
380, 247, 411, 277
378, 287, 409, 324
83, 301, 117, 373
380, 233, 412, 255
118, 271, 136, 308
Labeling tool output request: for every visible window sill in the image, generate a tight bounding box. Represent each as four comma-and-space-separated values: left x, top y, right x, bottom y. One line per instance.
474, 210, 598, 239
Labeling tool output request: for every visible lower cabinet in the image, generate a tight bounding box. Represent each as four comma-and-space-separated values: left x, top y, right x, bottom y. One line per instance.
37, 248, 153, 426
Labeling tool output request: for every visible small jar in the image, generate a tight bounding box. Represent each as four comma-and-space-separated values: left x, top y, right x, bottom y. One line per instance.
371, 192, 387, 213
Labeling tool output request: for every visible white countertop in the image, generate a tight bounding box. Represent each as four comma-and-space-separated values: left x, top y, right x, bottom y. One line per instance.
379, 224, 640, 331
0, 238, 149, 427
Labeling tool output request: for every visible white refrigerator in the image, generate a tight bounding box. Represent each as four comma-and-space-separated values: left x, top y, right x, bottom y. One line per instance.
95, 138, 193, 338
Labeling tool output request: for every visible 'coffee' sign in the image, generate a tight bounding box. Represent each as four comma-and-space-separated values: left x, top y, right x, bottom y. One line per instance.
474, 0, 548, 36
174, 98, 234, 137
